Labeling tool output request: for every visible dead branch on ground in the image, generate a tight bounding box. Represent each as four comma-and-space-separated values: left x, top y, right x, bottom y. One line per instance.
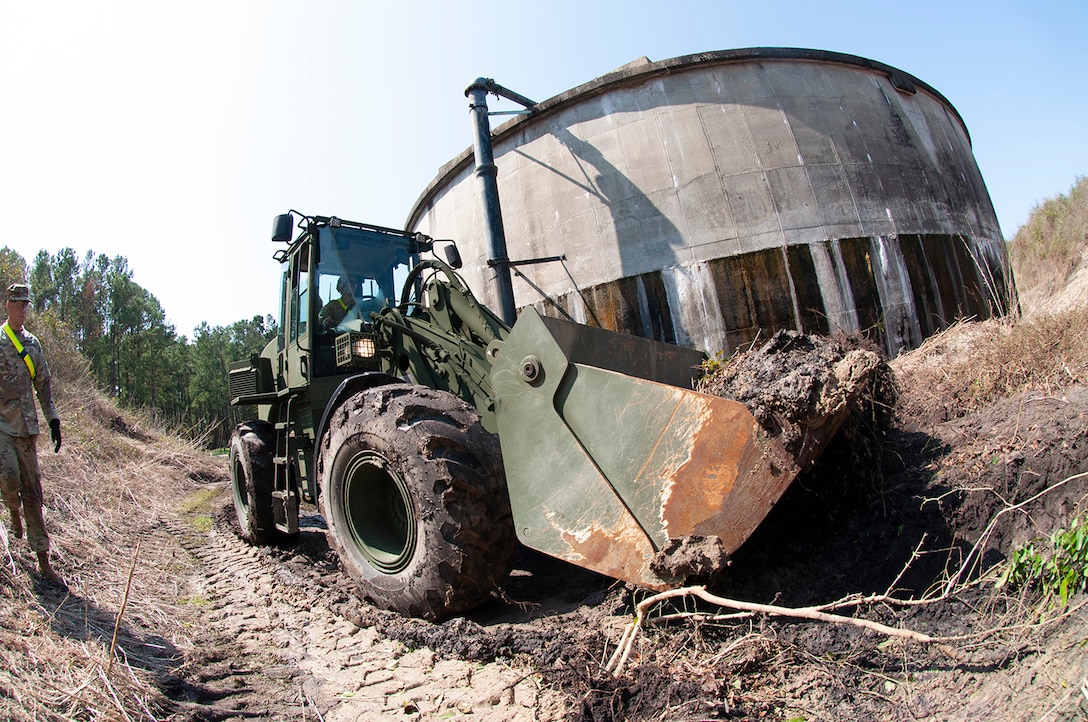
107, 542, 141, 676
604, 586, 955, 676
606, 471, 1088, 676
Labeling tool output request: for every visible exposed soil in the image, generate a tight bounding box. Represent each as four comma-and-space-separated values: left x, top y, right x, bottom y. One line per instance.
4, 311, 1088, 720
696, 329, 892, 469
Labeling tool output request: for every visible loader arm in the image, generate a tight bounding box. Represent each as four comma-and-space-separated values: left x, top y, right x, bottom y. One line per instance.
372, 305, 501, 431
368, 259, 509, 431
397, 259, 508, 350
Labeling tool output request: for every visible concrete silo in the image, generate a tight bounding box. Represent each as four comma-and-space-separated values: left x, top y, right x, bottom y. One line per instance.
407, 48, 1014, 357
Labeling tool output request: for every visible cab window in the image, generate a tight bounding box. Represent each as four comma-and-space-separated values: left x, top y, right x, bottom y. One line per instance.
289, 244, 311, 344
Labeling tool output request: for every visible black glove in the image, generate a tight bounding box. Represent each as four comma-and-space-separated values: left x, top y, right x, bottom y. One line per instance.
49, 418, 61, 453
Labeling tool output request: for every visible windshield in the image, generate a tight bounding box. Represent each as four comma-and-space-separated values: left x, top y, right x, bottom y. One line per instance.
315, 225, 413, 334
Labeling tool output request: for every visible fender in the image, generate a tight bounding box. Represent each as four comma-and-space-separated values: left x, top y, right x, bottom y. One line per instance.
314, 372, 404, 465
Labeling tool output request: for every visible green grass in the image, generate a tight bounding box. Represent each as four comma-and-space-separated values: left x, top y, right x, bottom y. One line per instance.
176, 488, 220, 514
191, 516, 213, 533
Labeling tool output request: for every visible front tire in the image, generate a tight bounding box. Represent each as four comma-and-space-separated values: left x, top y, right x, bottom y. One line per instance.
229, 420, 294, 545
317, 385, 517, 620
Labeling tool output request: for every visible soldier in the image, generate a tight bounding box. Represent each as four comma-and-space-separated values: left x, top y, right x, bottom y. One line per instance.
319, 276, 357, 331
1, 282, 62, 583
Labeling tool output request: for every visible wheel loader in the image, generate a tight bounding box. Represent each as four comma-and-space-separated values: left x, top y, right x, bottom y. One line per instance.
226, 210, 864, 620
226, 79, 868, 620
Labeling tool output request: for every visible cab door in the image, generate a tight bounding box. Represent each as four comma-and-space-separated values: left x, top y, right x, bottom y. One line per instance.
281, 239, 313, 390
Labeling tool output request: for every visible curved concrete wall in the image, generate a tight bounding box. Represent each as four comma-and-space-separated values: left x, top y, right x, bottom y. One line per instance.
407, 48, 1014, 357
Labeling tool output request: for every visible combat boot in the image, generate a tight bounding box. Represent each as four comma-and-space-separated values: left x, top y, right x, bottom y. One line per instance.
37, 551, 62, 584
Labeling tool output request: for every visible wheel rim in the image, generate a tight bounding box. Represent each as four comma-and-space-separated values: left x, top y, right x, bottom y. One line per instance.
341, 450, 416, 573
231, 454, 250, 521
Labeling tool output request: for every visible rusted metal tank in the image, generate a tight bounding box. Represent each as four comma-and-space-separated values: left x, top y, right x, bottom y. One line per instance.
407, 48, 1015, 357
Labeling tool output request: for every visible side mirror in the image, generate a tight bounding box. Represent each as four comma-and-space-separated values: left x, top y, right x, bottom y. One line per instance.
433, 240, 463, 270
272, 213, 294, 243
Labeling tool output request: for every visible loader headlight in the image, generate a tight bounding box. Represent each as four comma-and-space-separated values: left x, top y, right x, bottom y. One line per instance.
353, 336, 376, 359
335, 332, 379, 368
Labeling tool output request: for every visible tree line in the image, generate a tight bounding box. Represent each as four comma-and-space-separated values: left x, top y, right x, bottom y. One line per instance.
0, 246, 275, 448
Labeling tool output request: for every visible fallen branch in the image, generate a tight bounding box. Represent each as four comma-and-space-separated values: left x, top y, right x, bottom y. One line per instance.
606, 470, 1088, 676
1, 523, 15, 575
605, 585, 957, 676
107, 542, 140, 677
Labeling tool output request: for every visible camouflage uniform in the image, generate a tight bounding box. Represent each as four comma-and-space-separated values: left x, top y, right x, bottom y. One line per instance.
319, 276, 359, 331
319, 295, 356, 329
1, 295, 59, 555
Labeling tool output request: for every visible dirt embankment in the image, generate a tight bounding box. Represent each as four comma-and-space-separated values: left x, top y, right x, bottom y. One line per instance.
3, 304, 1088, 720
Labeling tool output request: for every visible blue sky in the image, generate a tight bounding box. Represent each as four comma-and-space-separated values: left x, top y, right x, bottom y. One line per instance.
1, 0, 1084, 338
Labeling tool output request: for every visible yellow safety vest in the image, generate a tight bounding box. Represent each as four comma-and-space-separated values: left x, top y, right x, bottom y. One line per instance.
1, 321, 36, 379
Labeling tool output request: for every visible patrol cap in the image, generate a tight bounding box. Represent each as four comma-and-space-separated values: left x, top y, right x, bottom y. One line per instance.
6, 283, 30, 302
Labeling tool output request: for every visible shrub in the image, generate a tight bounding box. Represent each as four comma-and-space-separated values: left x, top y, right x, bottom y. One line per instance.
1009, 176, 1088, 299
998, 515, 1088, 610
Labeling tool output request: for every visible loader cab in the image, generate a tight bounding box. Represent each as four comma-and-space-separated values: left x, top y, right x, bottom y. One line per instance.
277, 215, 419, 389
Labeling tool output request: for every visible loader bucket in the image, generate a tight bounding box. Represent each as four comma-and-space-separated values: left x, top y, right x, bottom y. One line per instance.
491, 308, 801, 590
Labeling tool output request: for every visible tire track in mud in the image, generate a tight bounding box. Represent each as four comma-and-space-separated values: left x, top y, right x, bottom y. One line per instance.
165, 498, 572, 720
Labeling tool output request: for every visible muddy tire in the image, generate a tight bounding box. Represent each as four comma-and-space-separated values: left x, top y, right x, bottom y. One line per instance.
317, 385, 517, 620
229, 420, 288, 545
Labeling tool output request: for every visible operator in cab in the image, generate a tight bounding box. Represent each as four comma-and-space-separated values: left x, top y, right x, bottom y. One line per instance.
319, 276, 359, 332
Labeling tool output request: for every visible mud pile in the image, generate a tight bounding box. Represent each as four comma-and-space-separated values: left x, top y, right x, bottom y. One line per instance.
697, 330, 896, 468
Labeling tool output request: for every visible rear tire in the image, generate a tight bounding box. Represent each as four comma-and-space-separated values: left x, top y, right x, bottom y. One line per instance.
317, 385, 517, 620
229, 420, 296, 545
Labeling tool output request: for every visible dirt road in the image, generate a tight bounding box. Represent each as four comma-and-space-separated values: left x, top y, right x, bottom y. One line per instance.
158, 496, 593, 720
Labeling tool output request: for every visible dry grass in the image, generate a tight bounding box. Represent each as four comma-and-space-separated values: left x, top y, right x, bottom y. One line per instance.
1009, 176, 1088, 302
0, 320, 226, 721
0, 569, 167, 721
892, 306, 1088, 423
0, 440, 221, 720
